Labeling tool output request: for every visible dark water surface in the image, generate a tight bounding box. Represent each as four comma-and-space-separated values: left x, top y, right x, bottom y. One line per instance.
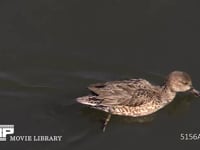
0, 0, 200, 149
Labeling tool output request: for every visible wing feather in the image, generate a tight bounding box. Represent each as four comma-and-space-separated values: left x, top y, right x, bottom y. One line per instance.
88, 79, 160, 107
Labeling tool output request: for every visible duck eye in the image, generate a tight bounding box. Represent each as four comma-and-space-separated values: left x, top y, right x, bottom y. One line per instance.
182, 81, 188, 85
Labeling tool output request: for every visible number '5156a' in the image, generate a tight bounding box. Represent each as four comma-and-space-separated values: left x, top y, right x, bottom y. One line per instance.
180, 133, 200, 140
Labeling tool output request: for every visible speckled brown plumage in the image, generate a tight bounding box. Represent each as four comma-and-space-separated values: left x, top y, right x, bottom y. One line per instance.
76, 71, 200, 131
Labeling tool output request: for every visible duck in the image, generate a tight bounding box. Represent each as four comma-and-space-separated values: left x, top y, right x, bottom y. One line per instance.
77, 71, 200, 131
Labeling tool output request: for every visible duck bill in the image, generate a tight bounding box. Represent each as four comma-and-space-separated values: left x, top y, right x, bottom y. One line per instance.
190, 87, 200, 97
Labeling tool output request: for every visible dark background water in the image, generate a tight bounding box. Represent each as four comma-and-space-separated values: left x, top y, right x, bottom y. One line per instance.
0, 0, 200, 149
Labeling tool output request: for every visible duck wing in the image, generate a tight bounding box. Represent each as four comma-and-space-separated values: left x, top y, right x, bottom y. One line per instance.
88, 79, 160, 107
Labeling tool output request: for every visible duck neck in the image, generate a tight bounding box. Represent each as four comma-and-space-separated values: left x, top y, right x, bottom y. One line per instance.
160, 83, 176, 103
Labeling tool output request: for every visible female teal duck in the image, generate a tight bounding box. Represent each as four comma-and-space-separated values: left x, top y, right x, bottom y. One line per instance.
77, 71, 200, 131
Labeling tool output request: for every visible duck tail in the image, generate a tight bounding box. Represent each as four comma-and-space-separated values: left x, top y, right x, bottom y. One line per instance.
76, 96, 102, 106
